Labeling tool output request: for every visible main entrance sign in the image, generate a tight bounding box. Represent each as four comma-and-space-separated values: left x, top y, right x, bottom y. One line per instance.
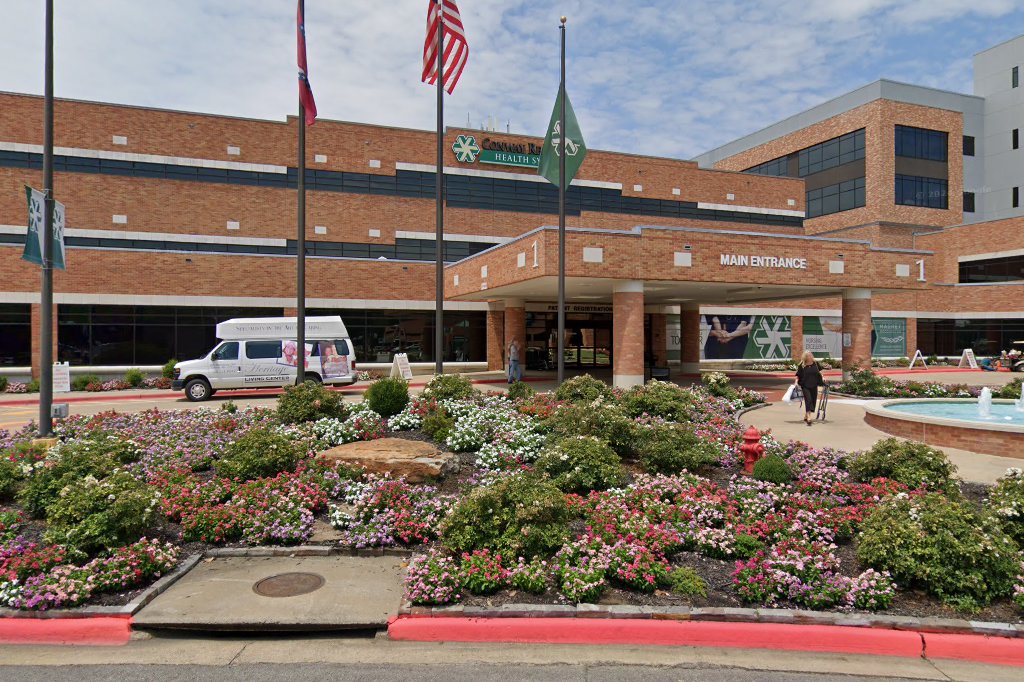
452, 134, 541, 169
720, 254, 808, 270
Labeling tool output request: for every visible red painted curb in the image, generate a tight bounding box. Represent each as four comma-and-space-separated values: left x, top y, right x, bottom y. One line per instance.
387, 616, 923, 658
0, 616, 132, 646
924, 632, 1024, 667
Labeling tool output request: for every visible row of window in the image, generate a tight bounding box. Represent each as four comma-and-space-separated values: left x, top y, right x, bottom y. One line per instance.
894, 125, 948, 162
745, 156, 789, 177
0, 233, 492, 263
895, 175, 948, 209
806, 177, 865, 218
959, 255, 1024, 284
799, 128, 866, 177
0, 151, 802, 228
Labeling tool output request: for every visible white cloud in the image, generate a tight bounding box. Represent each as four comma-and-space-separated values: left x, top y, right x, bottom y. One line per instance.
0, 0, 1020, 160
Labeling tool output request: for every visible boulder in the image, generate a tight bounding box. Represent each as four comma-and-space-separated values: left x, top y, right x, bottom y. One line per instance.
320, 437, 458, 483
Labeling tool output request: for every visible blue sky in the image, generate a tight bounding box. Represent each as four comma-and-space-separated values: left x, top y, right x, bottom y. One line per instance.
1, 1, 1022, 159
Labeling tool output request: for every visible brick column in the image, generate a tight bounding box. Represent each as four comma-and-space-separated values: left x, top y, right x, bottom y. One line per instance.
30, 303, 58, 381
612, 282, 644, 389
905, 317, 917, 359
502, 298, 525, 373
486, 303, 504, 371
842, 289, 872, 379
680, 303, 701, 375
649, 312, 667, 366
790, 315, 804, 362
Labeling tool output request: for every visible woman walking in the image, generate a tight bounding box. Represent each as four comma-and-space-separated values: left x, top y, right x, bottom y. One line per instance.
794, 351, 823, 425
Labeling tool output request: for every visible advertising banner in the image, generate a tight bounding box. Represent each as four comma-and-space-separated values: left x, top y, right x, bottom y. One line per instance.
872, 318, 907, 357
701, 315, 791, 360
802, 316, 843, 359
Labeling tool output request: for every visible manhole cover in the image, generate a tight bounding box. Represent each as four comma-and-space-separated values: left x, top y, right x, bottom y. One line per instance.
252, 572, 325, 598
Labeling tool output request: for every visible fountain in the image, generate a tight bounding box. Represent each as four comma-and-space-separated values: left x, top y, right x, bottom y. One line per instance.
1016, 392, 1024, 413
978, 387, 993, 419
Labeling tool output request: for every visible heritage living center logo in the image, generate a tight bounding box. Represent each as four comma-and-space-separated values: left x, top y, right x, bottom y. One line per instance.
451, 134, 541, 169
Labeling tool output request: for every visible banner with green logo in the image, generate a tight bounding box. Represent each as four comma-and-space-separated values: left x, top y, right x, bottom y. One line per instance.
802, 316, 907, 358
700, 315, 791, 360
23, 186, 66, 270
872, 318, 907, 356
539, 83, 587, 187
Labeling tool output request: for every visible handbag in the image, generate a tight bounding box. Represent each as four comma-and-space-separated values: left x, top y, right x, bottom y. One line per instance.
781, 384, 795, 402
790, 385, 804, 403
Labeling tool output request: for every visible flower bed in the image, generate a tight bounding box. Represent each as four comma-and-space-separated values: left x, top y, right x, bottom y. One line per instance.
1, 373, 1022, 622
833, 368, 985, 399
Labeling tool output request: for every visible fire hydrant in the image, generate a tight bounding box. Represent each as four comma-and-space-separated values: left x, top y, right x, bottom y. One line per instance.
739, 426, 765, 475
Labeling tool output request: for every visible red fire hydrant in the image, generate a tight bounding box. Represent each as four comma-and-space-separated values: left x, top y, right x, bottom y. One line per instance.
739, 426, 765, 475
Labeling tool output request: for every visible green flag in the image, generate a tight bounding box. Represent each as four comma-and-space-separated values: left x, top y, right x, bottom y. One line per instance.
538, 84, 587, 187
23, 186, 66, 270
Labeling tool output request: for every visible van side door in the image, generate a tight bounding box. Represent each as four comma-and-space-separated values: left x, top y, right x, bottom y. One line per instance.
243, 340, 292, 388
209, 341, 242, 389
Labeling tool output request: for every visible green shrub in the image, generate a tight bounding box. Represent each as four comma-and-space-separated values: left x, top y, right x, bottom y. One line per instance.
72, 374, 101, 392
221, 400, 238, 414
17, 436, 131, 517
26, 379, 40, 393
440, 472, 570, 558
994, 378, 1023, 399
622, 380, 693, 421
0, 458, 20, 500
702, 372, 738, 400
666, 566, 707, 597
0, 376, 8, 392
421, 408, 454, 443
986, 468, 1024, 544
554, 374, 613, 403
422, 373, 474, 401
276, 380, 348, 424
44, 470, 159, 555
858, 492, 1019, 609
636, 424, 720, 474
365, 377, 410, 418
123, 368, 145, 387
752, 454, 794, 484
214, 428, 303, 481
839, 368, 893, 397
544, 401, 636, 456
534, 436, 625, 495
848, 438, 958, 493
506, 380, 535, 401
162, 359, 179, 379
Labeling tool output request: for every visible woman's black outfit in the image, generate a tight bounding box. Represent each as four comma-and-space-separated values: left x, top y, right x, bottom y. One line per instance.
795, 362, 823, 415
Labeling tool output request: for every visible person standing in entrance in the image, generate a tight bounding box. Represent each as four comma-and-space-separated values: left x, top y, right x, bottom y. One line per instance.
794, 351, 823, 425
507, 339, 522, 383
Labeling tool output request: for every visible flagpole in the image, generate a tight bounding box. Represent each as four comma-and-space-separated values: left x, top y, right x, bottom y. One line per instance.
39, 0, 54, 436
556, 16, 567, 386
434, 0, 445, 376
295, 0, 308, 384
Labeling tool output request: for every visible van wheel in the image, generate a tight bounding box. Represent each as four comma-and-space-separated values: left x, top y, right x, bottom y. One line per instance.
185, 378, 212, 402
304, 373, 323, 384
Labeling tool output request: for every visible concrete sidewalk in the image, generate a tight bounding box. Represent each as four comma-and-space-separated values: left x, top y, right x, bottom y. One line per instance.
741, 399, 1021, 484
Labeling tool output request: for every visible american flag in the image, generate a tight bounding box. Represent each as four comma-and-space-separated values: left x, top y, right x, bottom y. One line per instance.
422, 0, 469, 94
297, 0, 317, 125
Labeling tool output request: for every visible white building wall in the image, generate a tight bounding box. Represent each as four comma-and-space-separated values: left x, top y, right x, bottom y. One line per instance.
974, 35, 1024, 223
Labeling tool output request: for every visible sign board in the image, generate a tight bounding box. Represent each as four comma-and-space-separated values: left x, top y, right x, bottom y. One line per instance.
52, 362, 70, 393
872, 318, 907, 357
909, 350, 928, 369
452, 134, 541, 169
390, 353, 413, 380
701, 315, 791, 360
23, 186, 66, 269
719, 254, 808, 270
842, 333, 852, 349
958, 348, 979, 369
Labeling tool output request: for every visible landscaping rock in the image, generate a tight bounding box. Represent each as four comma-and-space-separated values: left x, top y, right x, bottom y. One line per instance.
321, 438, 458, 482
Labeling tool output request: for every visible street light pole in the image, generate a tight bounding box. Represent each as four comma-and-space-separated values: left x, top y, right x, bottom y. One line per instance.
39, 0, 55, 436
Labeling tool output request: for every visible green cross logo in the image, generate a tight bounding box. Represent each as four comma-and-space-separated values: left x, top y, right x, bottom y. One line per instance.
452, 135, 480, 163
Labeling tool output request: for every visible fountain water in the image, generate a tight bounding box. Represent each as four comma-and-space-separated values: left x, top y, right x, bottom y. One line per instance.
978, 387, 993, 419
1016, 392, 1024, 413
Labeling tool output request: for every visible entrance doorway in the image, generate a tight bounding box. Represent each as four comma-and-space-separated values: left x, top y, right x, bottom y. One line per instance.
562, 322, 612, 368
525, 312, 613, 370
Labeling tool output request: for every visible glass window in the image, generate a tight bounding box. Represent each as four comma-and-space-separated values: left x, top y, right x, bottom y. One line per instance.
1014, 129, 1020, 150
334, 340, 350, 356
245, 341, 281, 359
1014, 186, 1020, 209
895, 175, 948, 209
213, 342, 239, 361
963, 191, 976, 213
895, 125, 947, 161
805, 177, 865, 218
960, 255, 1024, 283
963, 135, 975, 156
0, 304, 31, 367
1014, 66, 1019, 88
743, 155, 789, 176
798, 129, 865, 177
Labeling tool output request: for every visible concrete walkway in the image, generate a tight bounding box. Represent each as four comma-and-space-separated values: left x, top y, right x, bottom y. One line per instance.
742, 399, 1021, 484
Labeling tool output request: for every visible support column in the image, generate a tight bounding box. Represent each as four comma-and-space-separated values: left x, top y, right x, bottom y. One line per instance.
612, 282, 644, 389
31, 303, 58, 381
680, 303, 701, 375
502, 298, 525, 375
842, 289, 872, 379
486, 302, 505, 371
905, 317, 917, 359
649, 312, 667, 366
790, 315, 804, 362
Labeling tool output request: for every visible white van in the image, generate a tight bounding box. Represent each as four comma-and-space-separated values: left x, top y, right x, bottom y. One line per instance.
171, 316, 357, 401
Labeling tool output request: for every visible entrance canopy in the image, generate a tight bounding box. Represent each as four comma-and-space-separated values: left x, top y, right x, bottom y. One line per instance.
445, 224, 933, 305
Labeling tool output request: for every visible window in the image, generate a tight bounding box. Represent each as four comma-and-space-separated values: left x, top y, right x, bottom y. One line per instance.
332, 340, 350, 356
744, 156, 789, 177
1014, 66, 1019, 88
806, 177, 865, 218
895, 175, 948, 209
963, 191, 976, 213
895, 125, 948, 161
245, 341, 282, 359
963, 135, 975, 156
960, 255, 1024, 283
213, 342, 239, 361
1015, 129, 1020, 150
0, 304, 31, 366
1014, 187, 1020, 208
797, 129, 865, 176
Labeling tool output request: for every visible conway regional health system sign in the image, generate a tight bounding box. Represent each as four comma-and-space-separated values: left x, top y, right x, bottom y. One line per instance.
452, 134, 540, 169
